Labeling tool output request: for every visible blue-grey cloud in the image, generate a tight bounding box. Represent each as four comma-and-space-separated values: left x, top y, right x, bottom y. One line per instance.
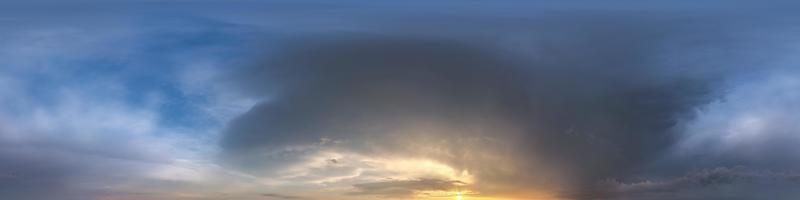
603, 167, 800, 200
0, 9, 258, 200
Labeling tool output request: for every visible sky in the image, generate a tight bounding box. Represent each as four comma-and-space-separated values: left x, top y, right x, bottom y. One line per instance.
1, 1, 800, 200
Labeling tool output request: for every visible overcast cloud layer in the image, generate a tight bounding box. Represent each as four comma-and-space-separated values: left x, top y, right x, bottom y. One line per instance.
1, 1, 800, 200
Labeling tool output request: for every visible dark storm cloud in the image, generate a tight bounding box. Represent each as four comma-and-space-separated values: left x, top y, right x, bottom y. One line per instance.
207, 2, 800, 199
224, 36, 531, 149
219, 14, 725, 198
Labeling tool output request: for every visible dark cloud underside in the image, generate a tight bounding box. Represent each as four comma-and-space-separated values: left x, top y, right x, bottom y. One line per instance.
219, 15, 723, 197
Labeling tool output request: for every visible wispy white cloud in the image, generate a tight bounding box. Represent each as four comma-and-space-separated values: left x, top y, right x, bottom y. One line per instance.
674, 65, 800, 167
0, 14, 261, 199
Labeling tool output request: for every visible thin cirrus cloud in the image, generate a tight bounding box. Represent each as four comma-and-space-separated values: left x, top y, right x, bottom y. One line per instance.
1, 1, 800, 200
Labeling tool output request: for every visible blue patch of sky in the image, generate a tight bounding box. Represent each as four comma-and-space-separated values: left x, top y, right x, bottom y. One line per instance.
3, 15, 259, 134
123, 16, 256, 132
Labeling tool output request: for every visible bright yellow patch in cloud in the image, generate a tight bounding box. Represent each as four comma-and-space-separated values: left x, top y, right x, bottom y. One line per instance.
370, 157, 474, 183
279, 150, 474, 185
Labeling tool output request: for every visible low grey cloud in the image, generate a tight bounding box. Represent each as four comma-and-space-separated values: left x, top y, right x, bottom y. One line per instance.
262, 193, 310, 200
349, 179, 465, 197
605, 167, 800, 200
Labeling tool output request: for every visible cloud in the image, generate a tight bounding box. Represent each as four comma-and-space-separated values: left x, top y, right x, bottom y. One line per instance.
215, 3, 800, 198
349, 178, 466, 197
4, 1, 800, 200
0, 14, 260, 200
262, 193, 310, 200
218, 16, 720, 197
605, 167, 800, 200
0, 88, 173, 200
672, 69, 800, 169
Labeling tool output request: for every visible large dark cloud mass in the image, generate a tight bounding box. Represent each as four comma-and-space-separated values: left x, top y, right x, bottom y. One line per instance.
216, 10, 787, 198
